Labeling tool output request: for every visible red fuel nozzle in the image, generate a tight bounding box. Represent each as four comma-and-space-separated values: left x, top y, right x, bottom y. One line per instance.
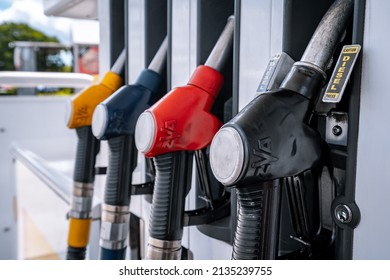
135, 16, 234, 158
142, 65, 223, 157
134, 16, 234, 260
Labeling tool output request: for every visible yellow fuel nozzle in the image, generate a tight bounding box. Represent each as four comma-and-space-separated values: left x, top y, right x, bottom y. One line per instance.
66, 49, 126, 129
66, 72, 124, 128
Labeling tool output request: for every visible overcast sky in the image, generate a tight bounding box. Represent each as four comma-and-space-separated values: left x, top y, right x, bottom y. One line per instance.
0, 0, 96, 44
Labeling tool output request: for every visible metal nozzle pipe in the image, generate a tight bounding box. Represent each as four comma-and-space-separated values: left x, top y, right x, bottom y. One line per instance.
299, 0, 354, 73
281, 0, 354, 99
148, 36, 168, 74
205, 15, 235, 72
110, 49, 126, 74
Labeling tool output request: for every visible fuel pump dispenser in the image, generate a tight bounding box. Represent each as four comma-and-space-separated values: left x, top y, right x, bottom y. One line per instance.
134, 16, 234, 260
65, 50, 126, 260
91, 37, 168, 260
209, 0, 353, 259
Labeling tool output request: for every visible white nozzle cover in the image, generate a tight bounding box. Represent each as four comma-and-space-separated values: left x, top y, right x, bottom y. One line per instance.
135, 111, 156, 154
210, 126, 245, 186
65, 99, 73, 127
92, 104, 108, 139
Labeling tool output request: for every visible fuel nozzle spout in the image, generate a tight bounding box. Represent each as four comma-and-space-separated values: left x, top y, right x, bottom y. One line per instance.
299, 0, 354, 74
281, 0, 354, 99
110, 49, 127, 75
205, 16, 234, 72
148, 37, 168, 74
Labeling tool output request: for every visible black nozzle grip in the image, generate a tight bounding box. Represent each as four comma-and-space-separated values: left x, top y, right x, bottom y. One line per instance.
66, 246, 86, 260
105, 135, 137, 206
149, 151, 192, 241
232, 180, 281, 260
74, 126, 100, 183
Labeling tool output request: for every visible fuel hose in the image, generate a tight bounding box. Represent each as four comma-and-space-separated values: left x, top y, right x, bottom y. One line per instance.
66, 49, 126, 260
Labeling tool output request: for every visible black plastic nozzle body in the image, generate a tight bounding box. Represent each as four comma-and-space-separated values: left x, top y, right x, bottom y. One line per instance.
226, 66, 324, 260
226, 66, 323, 186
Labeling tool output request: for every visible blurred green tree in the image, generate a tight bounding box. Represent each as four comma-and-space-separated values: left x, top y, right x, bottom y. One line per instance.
0, 22, 68, 71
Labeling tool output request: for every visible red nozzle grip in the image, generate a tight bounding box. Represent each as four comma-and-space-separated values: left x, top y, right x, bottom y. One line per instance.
144, 66, 224, 157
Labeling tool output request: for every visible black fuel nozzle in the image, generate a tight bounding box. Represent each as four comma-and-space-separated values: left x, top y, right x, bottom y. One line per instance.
91, 37, 168, 260
209, 0, 354, 260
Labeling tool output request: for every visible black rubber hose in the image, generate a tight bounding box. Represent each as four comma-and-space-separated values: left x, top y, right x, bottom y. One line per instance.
73, 126, 100, 183
67, 126, 99, 260
99, 135, 137, 259
232, 180, 281, 260
149, 151, 192, 241
67, 246, 86, 260
105, 135, 137, 206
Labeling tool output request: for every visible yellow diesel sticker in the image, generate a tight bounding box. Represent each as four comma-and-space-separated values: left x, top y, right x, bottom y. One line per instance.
343, 46, 360, 54
323, 44, 361, 103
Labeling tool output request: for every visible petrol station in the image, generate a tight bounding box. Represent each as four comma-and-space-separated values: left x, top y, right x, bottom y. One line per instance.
0, 0, 389, 261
